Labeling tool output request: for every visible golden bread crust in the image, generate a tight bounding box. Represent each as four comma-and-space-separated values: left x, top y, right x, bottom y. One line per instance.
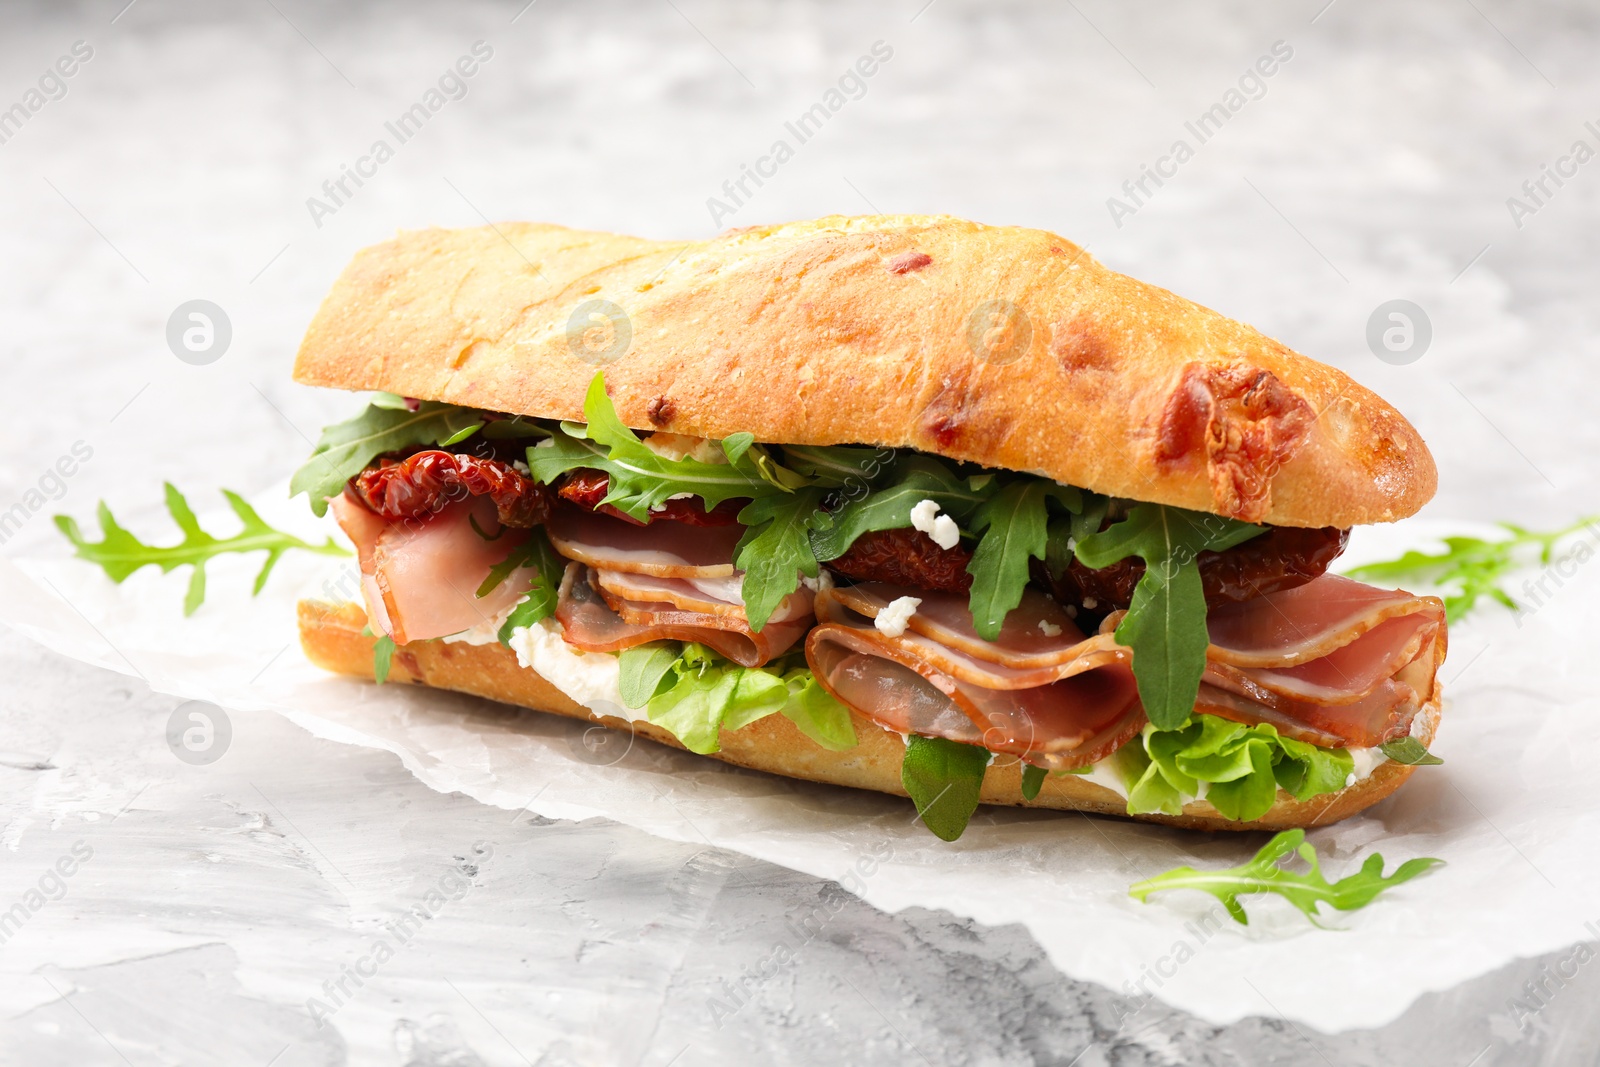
292, 215, 1436, 527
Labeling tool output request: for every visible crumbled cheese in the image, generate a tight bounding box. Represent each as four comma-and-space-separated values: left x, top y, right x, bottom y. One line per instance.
1081, 597, 1098, 610
800, 568, 835, 594
533, 437, 555, 449
1344, 772, 1357, 788
641, 432, 726, 465
512, 459, 531, 475
875, 595, 922, 638
909, 499, 961, 550
1037, 619, 1063, 637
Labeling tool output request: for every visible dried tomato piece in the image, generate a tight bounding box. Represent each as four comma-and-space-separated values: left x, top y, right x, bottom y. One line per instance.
1040, 525, 1349, 612
555, 469, 745, 527
827, 527, 974, 594
351, 450, 551, 528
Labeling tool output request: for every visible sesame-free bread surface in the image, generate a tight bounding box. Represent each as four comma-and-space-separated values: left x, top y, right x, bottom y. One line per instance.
292, 215, 1436, 528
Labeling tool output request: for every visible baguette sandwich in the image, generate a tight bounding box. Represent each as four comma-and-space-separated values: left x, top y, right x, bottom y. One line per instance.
290, 214, 1446, 840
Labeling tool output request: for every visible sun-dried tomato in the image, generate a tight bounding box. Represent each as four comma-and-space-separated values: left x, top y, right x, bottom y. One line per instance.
828, 523, 1347, 616
1040, 525, 1349, 612
827, 527, 975, 594
555, 469, 745, 527
351, 450, 551, 528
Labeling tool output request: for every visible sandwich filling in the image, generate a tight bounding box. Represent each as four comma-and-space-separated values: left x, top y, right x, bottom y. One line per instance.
293, 373, 1446, 839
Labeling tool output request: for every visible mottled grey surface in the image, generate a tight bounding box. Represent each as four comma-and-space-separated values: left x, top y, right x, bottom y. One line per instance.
3, 0, 1599, 1063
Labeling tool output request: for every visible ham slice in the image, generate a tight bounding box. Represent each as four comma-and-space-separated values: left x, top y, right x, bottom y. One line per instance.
545, 505, 744, 577
332, 493, 538, 645
806, 589, 1144, 769
555, 564, 808, 667
593, 569, 814, 625
806, 571, 1446, 762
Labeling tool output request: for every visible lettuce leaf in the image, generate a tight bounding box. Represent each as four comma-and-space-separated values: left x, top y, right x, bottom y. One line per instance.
615, 643, 855, 755
1074, 505, 1264, 730
1130, 828, 1444, 926
1117, 716, 1355, 822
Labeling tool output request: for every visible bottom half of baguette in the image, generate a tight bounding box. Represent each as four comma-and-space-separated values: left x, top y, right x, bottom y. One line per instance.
296, 599, 1434, 832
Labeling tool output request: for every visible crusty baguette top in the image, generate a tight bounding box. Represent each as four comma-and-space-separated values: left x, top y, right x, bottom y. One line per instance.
293, 214, 1435, 527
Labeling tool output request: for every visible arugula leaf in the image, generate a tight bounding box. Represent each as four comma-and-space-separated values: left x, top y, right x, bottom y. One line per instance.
780, 444, 894, 488
901, 735, 990, 841
1117, 716, 1354, 821
966, 481, 1075, 641
617, 643, 683, 708
373, 634, 395, 684
1075, 505, 1264, 730
1130, 829, 1444, 926
809, 456, 989, 561
55, 484, 349, 615
1380, 737, 1444, 766
290, 401, 486, 516
526, 374, 792, 520
734, 489, 826, 631
1344, 517, 1600, 623
1020, 763, 1047, 801
492, 531, 567, 646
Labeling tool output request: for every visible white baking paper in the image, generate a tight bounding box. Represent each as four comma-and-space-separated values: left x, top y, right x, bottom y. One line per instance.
4, 489, 1598, 1032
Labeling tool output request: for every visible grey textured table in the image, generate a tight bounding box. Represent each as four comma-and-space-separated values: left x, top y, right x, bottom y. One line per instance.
3, 1, 1598, 1063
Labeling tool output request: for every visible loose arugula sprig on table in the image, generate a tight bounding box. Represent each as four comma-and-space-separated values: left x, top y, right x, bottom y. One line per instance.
54, 483, 348, 615
1130, 829, 1443, 926
1344, 516, 1600, 623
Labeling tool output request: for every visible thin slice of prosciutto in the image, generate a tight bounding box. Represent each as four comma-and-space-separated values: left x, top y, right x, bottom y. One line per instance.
555, 564, 808, 667
545, 505, 745, 578
332, 492, 539, 645
805, 572, 1446, 766
806, 585, 1145, 769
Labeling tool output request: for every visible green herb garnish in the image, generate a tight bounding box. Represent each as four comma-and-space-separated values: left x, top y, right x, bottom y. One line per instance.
901, 735, 990, 841
488, 530, 567, 647
1130, 829, 1443, 926
1344, 517, 1599, 623
1379, 736, 1444, 766
1074, 505, 1264, 730
965, 481, 1082, 641
373, 634, 395, 684
290, 400, 487, 516
54, 484, 348, 615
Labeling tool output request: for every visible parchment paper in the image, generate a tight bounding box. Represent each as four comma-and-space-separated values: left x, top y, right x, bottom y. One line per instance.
4, 489, 1597, 1032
